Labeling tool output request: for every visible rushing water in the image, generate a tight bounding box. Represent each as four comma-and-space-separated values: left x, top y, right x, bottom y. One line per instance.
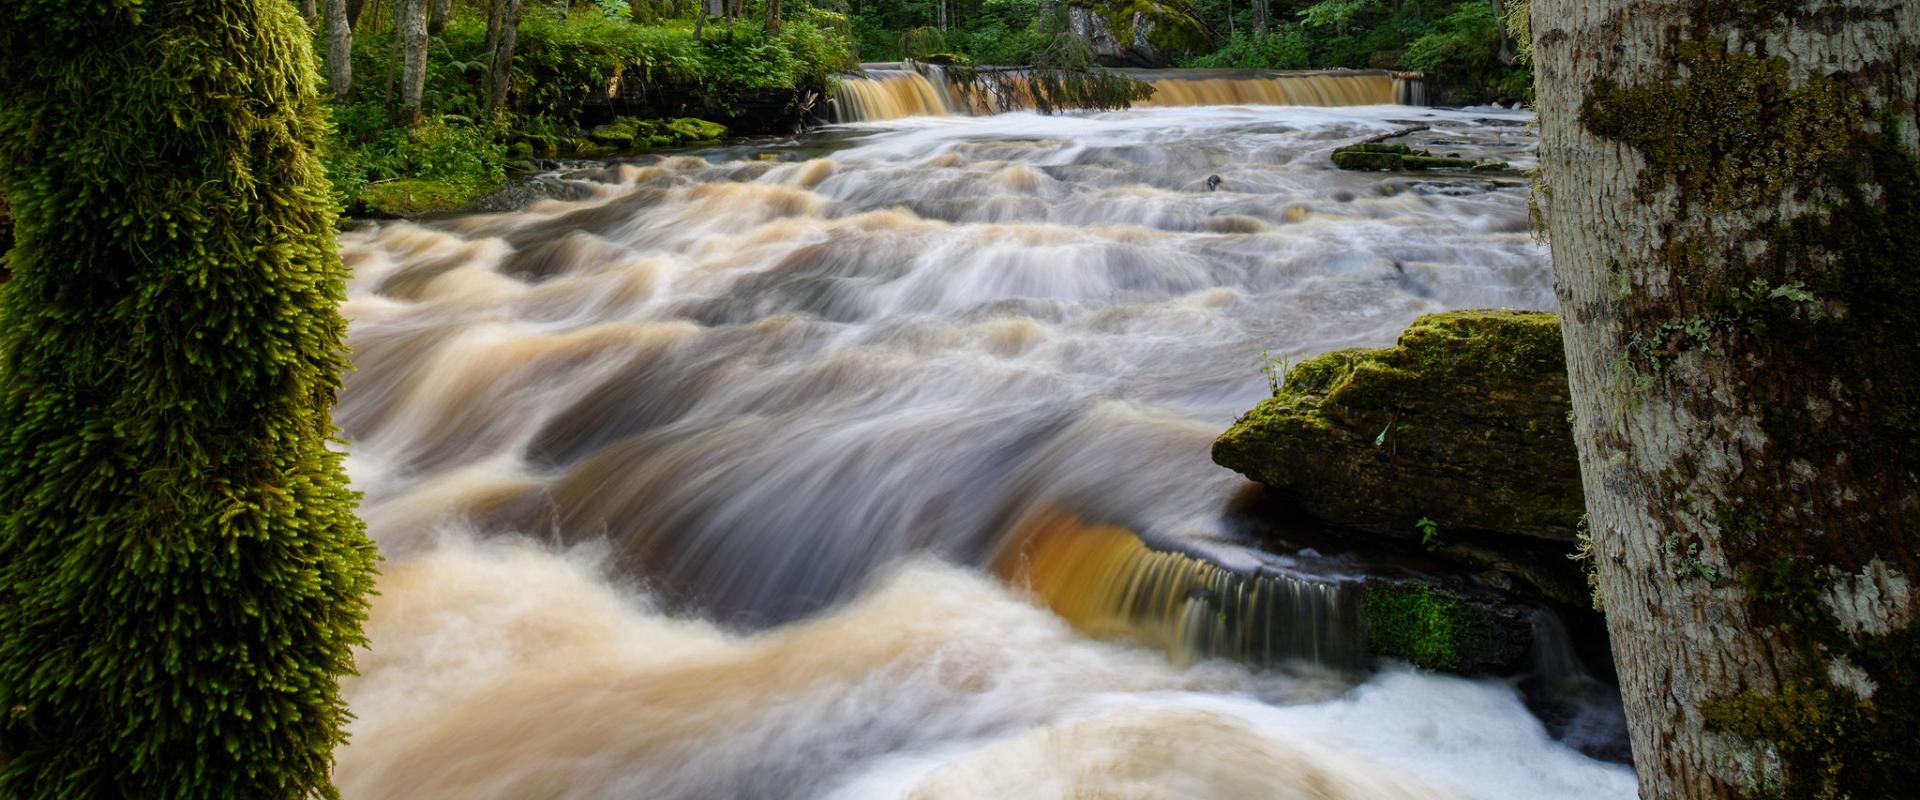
330, 104, 1634, 798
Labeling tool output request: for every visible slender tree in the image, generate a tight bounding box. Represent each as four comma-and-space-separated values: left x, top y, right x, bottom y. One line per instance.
1532, 1, 1918, 797
429, 0, 452, 33
768, 0, 783, 34
327, 0, 354, 101
483, 0, 507, 97
399, 0, 430, 126
0, 0, 378, 797
485, 0, 523, 117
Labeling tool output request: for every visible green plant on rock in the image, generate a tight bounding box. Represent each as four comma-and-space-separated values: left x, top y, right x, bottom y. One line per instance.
0, 1, 379, 797
1257, 349, 1291, 394
1416, 516, 1442, 551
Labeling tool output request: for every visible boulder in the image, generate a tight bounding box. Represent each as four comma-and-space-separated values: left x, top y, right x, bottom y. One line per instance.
1214, 309, 1584, 546
1066, 2, 1211, 69
1332, 142, 1510, 173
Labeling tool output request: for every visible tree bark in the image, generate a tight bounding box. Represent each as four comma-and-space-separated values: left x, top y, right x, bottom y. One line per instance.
1252, 0, 1267, 32
382, 0, 401, 109
767, 0, 782, 35
428, 0, 451, 34
1532, 1, 1920, 798
326, 0, 353, 101
398, 0, 428, 126
484, 0, 521, 117
302, 0, 317, 20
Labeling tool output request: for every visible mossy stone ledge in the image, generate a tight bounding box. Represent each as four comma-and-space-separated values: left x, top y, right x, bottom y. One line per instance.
1214, 310, 1583, 546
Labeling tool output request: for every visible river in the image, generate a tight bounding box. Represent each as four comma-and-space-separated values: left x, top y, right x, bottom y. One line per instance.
328, 101, 1636, 798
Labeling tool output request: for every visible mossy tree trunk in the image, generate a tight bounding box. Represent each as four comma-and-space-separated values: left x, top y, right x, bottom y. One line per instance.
1533, 1, 1918, 797
327, 0, 354, 101
0, 0, 378, 797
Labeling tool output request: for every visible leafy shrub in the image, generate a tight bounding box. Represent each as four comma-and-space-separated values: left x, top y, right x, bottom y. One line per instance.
1181, 27, 1310, 69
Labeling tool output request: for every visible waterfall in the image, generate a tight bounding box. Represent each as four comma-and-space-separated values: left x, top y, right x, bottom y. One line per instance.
1000, 512, 1367, 670
830, 64, 1428, 123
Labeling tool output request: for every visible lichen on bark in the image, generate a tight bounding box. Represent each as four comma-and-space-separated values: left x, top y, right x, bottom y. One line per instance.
1563, 12, 1920, 797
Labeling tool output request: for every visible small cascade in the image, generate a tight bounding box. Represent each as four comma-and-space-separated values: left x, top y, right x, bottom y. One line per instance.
1394, 73, 1429, 106
998, 513, 1367, 670
831, 68, 959, 122
1521, 610, 1633, 763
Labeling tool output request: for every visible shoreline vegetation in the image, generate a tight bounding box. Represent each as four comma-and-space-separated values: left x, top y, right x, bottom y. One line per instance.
310, 0, 1530, 219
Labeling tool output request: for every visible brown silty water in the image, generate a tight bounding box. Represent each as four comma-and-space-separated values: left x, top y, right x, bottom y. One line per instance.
328, 100, 1634, 799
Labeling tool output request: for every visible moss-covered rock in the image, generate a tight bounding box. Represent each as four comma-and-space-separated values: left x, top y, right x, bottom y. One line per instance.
1333, 142, 1507, 172
589, 119, 640, 148
1361, 580, 1532, 673
355, 178, 494, 217
586, 116, 728, 154
1215, 310, 1583, 547
664, 116, 728, 143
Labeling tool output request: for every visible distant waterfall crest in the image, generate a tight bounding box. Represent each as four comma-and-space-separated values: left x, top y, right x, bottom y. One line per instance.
830, 63, 1426, 122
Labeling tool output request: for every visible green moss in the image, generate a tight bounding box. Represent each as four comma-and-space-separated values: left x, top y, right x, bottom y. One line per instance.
1702, 549, 1920, 799
0, 0, 379, 796
1581, 39, 1859, 210
1361, 584, 1487, 671
1332, 142, 1504, 172
588, 116, 729, 152
356, 178, 496, 217
1214, 310, 1583, 554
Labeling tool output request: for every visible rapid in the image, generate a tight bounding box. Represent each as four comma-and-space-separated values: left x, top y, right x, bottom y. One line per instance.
329, 102, 1636, 799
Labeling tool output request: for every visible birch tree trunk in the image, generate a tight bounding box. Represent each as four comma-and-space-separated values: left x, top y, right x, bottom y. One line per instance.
1531, 1, 1920, 797
326, 0, 353, 101
484, 0, 521, 117
398, 0, 429, 126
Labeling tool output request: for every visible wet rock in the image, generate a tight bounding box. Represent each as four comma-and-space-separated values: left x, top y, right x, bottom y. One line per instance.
1332, 142, 1511, 173
1361, 578, 1533, 673
462, 177, 600, 214
1214, 311, 1586, 605
1067, 7, 1170, 68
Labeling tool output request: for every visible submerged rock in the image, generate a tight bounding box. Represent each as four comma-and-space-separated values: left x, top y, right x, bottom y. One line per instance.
1332, 142, 1510, 173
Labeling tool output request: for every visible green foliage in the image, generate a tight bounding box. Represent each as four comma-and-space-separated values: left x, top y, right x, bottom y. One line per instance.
1183, 28, 1310, 70
322, 112, 507, 215
1177, 0, 1529, 102
1362, 585, 1476, 670
1416, 516, 1442, 551
0, 0, 379, 796
1258, 349, 1291, 394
